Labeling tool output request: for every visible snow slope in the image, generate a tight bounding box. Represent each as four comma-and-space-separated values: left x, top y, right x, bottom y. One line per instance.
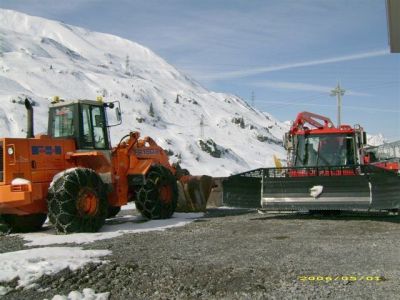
0, 9, 286, 176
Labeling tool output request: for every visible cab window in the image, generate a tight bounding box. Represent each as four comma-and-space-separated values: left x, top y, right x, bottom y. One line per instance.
52, 106, 75, 137
80, 104, 108, 149
91, 106, 106, 149
82, 105, 93, 144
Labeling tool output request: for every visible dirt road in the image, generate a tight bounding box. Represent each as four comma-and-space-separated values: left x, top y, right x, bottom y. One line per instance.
1, 209, 400, 299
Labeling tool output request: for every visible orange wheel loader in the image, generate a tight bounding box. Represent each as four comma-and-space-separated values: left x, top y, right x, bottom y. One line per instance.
0, 98, 211, 233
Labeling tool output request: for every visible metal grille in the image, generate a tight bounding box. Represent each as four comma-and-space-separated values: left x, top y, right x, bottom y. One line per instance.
0, 142, 3, 182
262, 165, 364, 179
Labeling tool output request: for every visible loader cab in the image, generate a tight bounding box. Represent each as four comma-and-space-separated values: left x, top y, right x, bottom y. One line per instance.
48, 99, 113, 150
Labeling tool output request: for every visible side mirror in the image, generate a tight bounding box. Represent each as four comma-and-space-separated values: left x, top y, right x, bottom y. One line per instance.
116, 107, 122, 122
362, 131, 367, 145
105, 101, 122, 127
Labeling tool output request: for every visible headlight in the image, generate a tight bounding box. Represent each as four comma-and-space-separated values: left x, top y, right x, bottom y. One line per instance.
7, 146, 14, 155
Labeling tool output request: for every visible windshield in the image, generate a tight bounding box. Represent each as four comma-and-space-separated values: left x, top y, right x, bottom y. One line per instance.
51, 105, 75, 138
294, 134, 356, 167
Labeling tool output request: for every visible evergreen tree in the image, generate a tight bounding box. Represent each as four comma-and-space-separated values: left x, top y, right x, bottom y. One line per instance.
149, 103, 155, 117
240, 117, 245, 128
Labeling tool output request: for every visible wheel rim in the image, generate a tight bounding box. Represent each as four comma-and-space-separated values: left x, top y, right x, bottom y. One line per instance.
159, 184, 172, 204
77, 188, 99, 216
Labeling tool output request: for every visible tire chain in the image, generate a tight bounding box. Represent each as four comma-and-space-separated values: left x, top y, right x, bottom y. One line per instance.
135, 166, 177, 219
47, 168, 107, 233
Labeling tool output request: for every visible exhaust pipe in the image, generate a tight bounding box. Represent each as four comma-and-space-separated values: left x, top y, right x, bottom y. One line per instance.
24, 98, 34, 138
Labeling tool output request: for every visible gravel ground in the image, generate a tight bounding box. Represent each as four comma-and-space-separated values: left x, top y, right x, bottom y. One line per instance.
1, 208, 400, 299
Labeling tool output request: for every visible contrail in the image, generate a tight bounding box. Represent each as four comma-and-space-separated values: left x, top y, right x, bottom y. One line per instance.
198, 49, 389, 80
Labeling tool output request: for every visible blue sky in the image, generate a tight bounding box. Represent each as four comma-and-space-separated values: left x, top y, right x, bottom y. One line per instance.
1, 0, 399, 140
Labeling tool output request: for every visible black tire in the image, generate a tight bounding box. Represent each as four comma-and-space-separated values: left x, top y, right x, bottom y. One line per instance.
107, 206, 121, 218
135, 165, 178, 219
47, 168, 108, 233
1, 213, 46, 233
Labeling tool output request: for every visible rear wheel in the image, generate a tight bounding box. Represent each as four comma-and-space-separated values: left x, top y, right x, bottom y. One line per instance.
1, 213, 46, 233
135, 165, 177, 219
47, 168, 108, 233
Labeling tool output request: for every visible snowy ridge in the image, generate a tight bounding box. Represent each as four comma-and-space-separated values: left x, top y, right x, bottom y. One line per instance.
0, 9, 286, 176
367, 133, 386, 147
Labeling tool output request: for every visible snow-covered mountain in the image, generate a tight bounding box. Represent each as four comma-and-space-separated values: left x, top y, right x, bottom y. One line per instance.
367, 133, 386, 147
0, 9, 286, 176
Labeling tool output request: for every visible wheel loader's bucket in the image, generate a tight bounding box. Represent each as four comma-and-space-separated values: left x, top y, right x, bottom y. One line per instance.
176, 175, 214, 212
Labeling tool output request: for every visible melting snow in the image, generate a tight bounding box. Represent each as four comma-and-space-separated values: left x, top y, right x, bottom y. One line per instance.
0, 211, 203, 294
19, 212, 203, 246
46, 288, 110, 300
0, 247, 110, 288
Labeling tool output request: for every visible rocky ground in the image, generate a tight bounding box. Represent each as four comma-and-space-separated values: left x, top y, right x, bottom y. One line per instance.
1, 208, 400, 299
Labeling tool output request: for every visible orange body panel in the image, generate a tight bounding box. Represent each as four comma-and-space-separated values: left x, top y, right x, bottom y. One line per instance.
108, 132, 175, 207
0, 136, 76, 214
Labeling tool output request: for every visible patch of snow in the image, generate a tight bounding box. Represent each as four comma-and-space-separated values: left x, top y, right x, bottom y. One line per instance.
121, 202, 136, 211
46, 288, 110, 300
0, 247, 110, 288
217, 206, 250, 210
0, 286, 13, 296
11, 178, 31, 185
309, 185, 323, 198
19, 212, 203, 246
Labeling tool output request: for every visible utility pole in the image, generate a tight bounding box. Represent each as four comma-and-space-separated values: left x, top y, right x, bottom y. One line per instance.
330, 82, 345, 126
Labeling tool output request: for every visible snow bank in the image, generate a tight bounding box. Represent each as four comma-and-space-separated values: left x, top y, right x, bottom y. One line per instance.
20, 213, 203, 246
0, 247, 110, 288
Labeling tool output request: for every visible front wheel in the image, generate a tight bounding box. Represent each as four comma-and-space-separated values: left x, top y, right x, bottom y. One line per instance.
47, 168, 108, 233
135, 165, 178, 219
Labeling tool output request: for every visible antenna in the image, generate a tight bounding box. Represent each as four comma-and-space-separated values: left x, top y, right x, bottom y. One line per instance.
330, 82, 345, 126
